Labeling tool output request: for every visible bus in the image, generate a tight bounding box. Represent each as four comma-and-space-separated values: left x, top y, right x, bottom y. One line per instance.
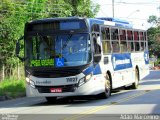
16, 17, 149, 102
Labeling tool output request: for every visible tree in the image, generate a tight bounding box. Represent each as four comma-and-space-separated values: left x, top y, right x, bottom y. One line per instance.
147, 7, 160, 58
63, 0, 100, 17
147, 6, 160, 26
0, 0, 100, 78
148, 26, 160, 57
148, 15, 160, 27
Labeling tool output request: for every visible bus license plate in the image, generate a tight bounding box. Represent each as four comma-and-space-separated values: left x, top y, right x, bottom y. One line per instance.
50, 88, 62, 93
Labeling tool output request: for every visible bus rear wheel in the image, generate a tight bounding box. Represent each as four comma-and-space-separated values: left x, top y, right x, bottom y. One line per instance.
99, 74, 111, 99
46, 97, 57, 103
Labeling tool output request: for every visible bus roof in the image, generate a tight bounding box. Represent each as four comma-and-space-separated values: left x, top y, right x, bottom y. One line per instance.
27, 17, 134, 29
96, 17, 133, 28
27, 17, 86, 24
97, 17, 130, 24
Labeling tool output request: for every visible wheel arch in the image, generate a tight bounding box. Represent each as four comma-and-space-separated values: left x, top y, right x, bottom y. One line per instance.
135, 65, 140, 81
106, 70, 112, 90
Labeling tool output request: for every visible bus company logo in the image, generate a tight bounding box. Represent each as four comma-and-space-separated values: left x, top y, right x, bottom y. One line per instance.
36, 80, 51, 85
112, 55, 131, 70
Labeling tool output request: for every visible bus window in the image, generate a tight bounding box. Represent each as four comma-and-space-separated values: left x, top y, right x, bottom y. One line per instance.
127, 30, 133, 40
135, 42, 140, 51
102, 41, 111, 54
111, 28, 119, 40
101, 27, 110, 40
101, 26, 111, 54
106, 27, 110, 40
92, 24, 100, 32
131, 42, 134, 51
144, 32, 147, 41
128, 42, 134, 51
120, 29, 126, 40
101, 27, 106, 40
134, 31, 139, 41
140, 41, 145, 51
139, 32, 143, 40
112, 41, 120, 53
120, 41, 127, 52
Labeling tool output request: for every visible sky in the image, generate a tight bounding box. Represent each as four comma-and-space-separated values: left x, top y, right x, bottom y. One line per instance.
92, 0, 160, 29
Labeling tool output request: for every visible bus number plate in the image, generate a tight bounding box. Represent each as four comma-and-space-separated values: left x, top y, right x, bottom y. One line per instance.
50, 88, 62, 93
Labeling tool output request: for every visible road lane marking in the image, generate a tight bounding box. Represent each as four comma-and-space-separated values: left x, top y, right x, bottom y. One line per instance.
62, 88, 160, 120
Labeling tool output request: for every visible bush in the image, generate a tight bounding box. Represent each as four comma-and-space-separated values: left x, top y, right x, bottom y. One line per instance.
0, 78, 26, 98
154, 58, 160, 66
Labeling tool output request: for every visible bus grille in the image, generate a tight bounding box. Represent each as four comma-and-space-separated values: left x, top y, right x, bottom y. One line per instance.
32, 70, 79, 78
36, 84, 77, 93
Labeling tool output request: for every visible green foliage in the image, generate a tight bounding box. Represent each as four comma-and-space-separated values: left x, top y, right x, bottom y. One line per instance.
0, 78, 25, 98
0, 0, 100, 78
147, 26, 160, 57
147, 7, 160, 58
63, 0, 100, 17
154, 58, 160, 66
147, 15, 159, 24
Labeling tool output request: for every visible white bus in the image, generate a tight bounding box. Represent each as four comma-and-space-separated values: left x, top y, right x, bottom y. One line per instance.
16, 17, 149, 102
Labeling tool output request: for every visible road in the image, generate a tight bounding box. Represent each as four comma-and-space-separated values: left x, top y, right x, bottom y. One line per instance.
0, 70, 160, 120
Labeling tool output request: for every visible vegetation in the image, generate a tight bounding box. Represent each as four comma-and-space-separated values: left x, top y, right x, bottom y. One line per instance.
147, 12, 160, 58
0, 0, 100, 79
0, 78, 25, 98
0, 0, 99, 99
148, 26, 160, 57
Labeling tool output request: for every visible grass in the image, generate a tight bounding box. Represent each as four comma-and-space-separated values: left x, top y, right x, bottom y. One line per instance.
0, 78, 26, 99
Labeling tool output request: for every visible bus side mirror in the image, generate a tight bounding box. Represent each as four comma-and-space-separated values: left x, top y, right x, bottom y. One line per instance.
15, 36, 25, 61
93, 37, 101, 64
94, 54, 101, 64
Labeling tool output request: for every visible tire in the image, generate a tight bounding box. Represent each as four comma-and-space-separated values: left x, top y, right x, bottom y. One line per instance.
98, 74, 111, 99
131, 68, 139, 89
46, 97, 57, 103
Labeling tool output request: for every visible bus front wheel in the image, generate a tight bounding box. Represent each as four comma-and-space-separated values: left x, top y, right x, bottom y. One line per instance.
98, 74, 111, 99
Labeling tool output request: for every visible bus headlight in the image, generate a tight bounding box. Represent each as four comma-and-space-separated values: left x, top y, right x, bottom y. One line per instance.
26, 77, 35, 88
78, 73, 92, 87
30, 80, 35, 88
26, 77, 30, 83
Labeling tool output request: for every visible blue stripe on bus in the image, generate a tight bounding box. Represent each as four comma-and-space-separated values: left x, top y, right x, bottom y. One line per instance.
83, 64, 102, 75
83, 65, 94, 75
93, 64, 102, 75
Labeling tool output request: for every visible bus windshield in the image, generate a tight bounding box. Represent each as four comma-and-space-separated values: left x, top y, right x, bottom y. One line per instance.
25, 33, 91, 67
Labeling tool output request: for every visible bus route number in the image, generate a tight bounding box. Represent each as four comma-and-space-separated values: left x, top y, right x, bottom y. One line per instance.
66, 77, 78, 82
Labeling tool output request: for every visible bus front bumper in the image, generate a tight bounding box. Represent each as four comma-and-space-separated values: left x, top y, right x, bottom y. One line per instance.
26, 77, 104, 97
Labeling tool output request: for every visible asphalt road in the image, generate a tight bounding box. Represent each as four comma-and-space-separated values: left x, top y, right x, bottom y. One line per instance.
0, 70, 160, 120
